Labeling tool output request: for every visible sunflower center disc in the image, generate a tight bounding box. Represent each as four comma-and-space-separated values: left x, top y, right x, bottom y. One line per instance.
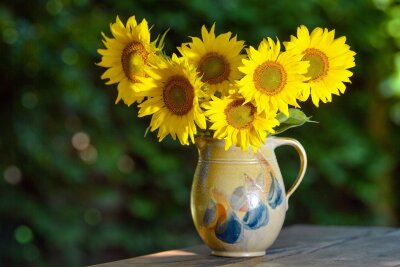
253, 62, 286, 96
302, 48, 329, 81
121, 42, 149, 82
225, 100, 255, 129
163, 75, 194, 116
198, 53, 230, 84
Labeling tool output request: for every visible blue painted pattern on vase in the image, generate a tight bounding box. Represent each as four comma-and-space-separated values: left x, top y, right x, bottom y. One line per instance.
268, 171, 283, 209
242, 202, 269, 230
201, 164, 282, 244
215, 212, 242, 244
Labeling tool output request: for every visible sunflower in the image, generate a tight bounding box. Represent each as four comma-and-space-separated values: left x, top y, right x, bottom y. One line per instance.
203, 95, 279, 151
238, 38, 309, 116
97, 16, 158, 106
137, 54, 206, 145
178, 24, 245, 96
284, 25, 356, 106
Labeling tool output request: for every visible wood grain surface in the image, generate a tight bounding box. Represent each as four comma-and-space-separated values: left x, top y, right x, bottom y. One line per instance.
89, 225, 400, 267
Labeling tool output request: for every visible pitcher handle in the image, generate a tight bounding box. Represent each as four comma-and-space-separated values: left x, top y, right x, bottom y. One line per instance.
271, 137, 307, 202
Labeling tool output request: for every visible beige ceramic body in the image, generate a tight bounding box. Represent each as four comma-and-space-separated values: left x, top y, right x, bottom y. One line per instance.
191, 137, 307, 257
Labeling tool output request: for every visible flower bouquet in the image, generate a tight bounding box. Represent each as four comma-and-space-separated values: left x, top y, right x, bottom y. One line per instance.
97, 16, 356, 257
97, 16, 355, 151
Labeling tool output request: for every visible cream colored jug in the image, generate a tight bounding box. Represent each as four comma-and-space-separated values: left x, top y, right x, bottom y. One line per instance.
191, 137, 307, 257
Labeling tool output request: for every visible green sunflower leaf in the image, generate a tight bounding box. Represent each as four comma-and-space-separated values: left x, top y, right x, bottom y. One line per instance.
151, 28, 170, 52
273, 108, 316, 135
144, 126, 151, 138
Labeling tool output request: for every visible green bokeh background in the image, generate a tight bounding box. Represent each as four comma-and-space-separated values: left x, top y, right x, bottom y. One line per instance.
1, 0, 400, 266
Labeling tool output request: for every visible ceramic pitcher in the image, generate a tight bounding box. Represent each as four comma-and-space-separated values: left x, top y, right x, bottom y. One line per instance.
191, 137, 307, 257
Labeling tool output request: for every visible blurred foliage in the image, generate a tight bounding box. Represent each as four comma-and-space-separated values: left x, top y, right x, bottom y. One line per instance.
1, 0, 400, 266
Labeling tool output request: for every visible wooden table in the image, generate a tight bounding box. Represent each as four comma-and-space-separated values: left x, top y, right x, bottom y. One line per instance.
90, 225, 400, 267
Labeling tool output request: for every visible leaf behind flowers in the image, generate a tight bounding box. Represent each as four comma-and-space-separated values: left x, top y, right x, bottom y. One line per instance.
273, 109, 316, 135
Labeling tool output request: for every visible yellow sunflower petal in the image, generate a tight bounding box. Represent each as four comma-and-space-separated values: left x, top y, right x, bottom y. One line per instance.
97, 15, 158, 105
203, 95, 279, 151
178, 24, 245, 96
284, 25, 356, 106
238, 38, 309, 114
137, 55, 206, 145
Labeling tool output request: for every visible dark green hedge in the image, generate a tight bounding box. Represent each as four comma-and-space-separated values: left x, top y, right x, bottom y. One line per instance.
1, 0, 399, 266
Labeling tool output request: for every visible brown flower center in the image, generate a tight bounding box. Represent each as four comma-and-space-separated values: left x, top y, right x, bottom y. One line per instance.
121, 42, 149, 82
253, 62, 287, 96
302, 48, 329, 81
163, 75, 195, 116
198, 53, 230, 84
225, 99, 256, 129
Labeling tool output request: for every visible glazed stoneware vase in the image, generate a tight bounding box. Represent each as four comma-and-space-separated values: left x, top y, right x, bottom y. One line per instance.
191, 137, 307, 257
